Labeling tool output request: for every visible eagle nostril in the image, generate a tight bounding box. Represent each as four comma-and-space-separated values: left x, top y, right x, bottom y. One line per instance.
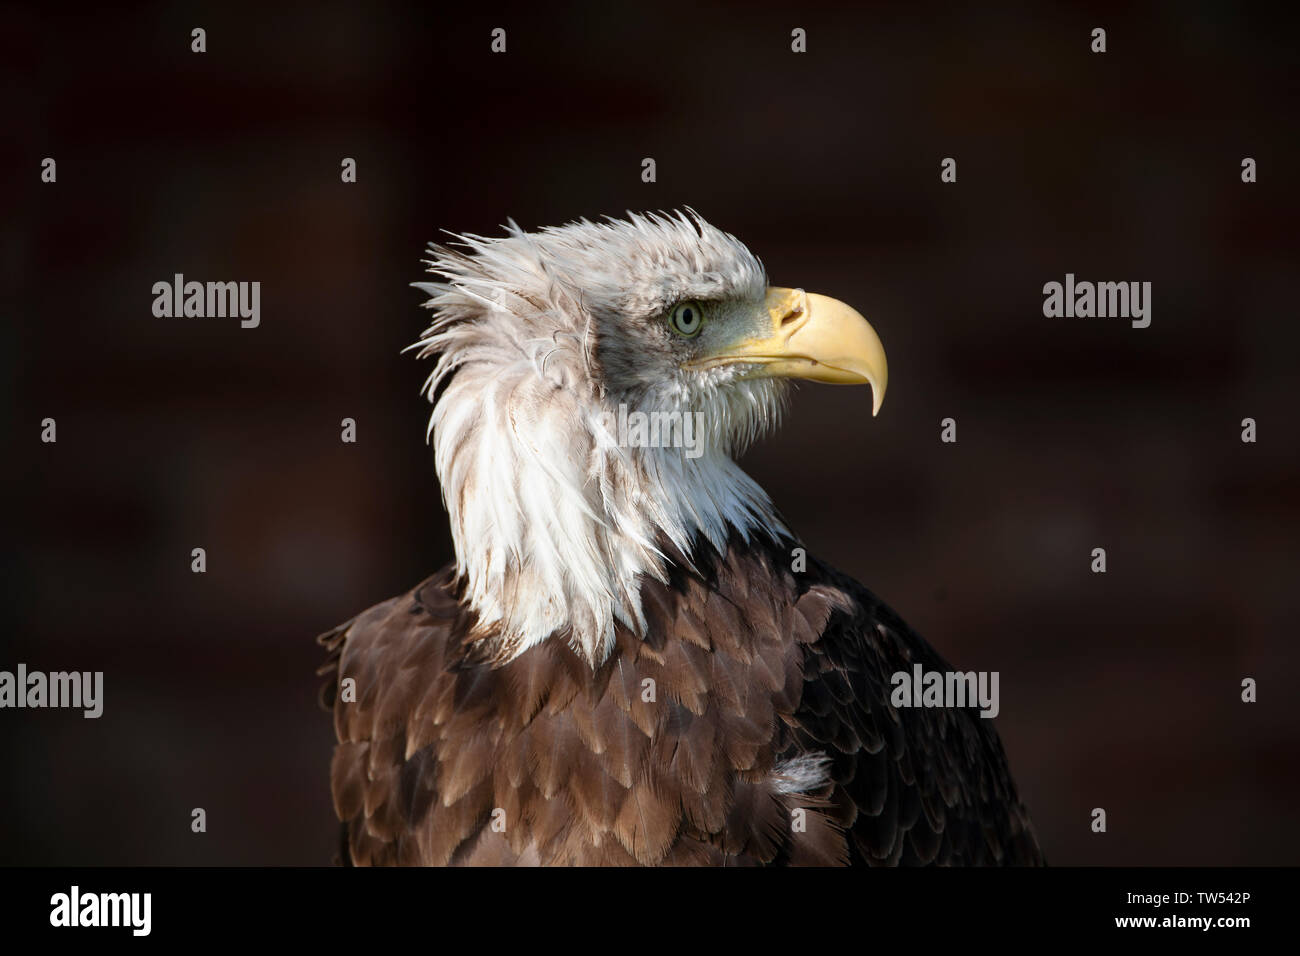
780, 295, 807, 329
774, 308, 806, 335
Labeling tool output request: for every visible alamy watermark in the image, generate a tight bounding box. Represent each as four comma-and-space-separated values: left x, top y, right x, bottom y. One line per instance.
0, 664, 103, 718
890, 664, 999, 718
152, 274, 260, 328
1043, 273, 1151, 328
598, 403, 704, 459
50, 886, 150, 936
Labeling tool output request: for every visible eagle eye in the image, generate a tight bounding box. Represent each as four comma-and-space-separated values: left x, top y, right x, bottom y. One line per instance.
668, 301, 705, 338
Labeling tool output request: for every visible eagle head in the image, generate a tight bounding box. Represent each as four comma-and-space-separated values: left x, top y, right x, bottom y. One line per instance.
410, 210, 887, 666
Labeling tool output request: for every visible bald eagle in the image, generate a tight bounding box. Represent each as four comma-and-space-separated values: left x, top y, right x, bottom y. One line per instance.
318, 210, 1043, 866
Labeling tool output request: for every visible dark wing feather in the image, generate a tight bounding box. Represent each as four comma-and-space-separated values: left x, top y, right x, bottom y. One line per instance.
781, 549, 1045, 865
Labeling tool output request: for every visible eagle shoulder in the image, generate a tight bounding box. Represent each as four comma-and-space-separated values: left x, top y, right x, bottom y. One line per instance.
316, 568, 478, 866
787, 551, 1045, 865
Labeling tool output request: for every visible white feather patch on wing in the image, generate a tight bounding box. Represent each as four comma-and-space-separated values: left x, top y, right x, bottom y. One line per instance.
771, 752, 834, 795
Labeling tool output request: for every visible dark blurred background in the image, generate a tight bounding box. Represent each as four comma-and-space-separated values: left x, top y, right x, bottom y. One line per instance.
3, 1, 1297, 865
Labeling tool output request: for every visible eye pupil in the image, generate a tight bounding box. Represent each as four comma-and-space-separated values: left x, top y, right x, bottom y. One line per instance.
672, 302, 702, 336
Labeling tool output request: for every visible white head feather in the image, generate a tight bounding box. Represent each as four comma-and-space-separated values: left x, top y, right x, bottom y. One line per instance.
410, 210, 789, 665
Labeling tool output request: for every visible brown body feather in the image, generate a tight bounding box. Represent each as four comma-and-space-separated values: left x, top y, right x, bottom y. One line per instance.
318, 532, 1044, 866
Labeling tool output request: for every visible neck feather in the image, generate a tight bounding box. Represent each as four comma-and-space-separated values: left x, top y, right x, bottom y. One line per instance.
431, 361, 784, 666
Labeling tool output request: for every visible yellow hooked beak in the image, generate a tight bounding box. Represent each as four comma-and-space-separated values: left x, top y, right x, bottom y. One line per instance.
687, 287, 888, 415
